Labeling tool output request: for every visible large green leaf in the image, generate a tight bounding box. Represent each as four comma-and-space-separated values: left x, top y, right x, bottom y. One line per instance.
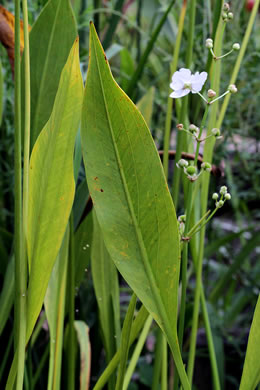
81, 23, 189, 389
24, 0, 77, 147
239, 295, 260, 390
26, 38, 83, 340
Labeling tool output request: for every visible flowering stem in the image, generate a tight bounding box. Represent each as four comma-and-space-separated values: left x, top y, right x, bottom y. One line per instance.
187, 15, 225, 389
210, 90, 230, 105
163, 0, 187, 180
196, 90, 208, 104
68, 216, 76, 390
194, 105, 210, 167
172, 0, 197, 210
215, 48, 233, 59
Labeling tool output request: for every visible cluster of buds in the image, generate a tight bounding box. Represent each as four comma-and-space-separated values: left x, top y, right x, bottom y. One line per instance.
212, 186, 231, 208
222, 3, 233, 21
176, 159, 197, 181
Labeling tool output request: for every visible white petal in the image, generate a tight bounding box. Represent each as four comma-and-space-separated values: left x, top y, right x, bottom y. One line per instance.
178, 68, 192, 83
170, 89, 190, 98
191, 71, 208, 92
170, 71, 184, 90
170, 80, 183, 90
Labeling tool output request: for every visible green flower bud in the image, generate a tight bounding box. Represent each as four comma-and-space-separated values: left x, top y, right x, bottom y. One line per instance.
232, 43, 240, 51
227, 12, 233, 20
178, 214, 186, 223
186, 166, 196, 176
212, 193, 218, 200
189, 124, 199, 135
201, 162, 212, 172
205, 38, 213, 49
216, 200, 224, 208
225, 193, 231, 200
222, 11, 228, 20
220, 186, 228, 195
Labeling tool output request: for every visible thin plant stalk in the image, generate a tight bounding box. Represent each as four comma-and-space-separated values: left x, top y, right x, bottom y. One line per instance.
187, 16, 225, 385
172, 0, 197, 208
161, 337, 168, 390
68, 217, 76, 390
163, 0, 187, 179
22, 0, 31, 238
15, 0, 29, 388
123, 315, 153, 390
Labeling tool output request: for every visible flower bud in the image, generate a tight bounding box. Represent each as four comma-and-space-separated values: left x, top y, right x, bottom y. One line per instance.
189, 124, 199, 136
216, 200, 224, 208
177, 123, 184, 130
220, 186, 228, 195
207, 89, 216, 98
222, 11, 228, 20
178, 214, 186, 223
225, 193, 231, 200
186, 166, 196, 176
177, 159, 188, 168
205, 38, 213, 49
223, 3, 230, 11
201, 162, 212, 172
211, 128, 221, 137
227, 12, 233, 20
228, 84, 238, 94
232, 43, 240, 51
212, 193, 218, 200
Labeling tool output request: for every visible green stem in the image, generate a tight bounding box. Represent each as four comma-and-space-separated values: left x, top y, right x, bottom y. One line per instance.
68, 216, 76, 390
123, 315, 153, 390
194, 105, 209, 166
161, 336, 168, 390
172, 0, 196, 208
200, 286, 221, 390
15, 0, 29, 388
163, 0, 187, 179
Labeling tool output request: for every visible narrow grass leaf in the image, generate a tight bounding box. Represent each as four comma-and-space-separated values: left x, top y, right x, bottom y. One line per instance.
0, 256, 14, 336
92, 213, 121, 361
26, 38, 83, 341
74, 321, 91, 390
93, 305, 149, 390
44, 227, 69, 390
81, 23, 189, 389
115, 294, 137, 390
239, 295, 260, 390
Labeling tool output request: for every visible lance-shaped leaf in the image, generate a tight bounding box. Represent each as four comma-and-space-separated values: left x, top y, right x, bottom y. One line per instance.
81, 23, 189, 389
26, 38, 83, 341
239, 295, 260, 390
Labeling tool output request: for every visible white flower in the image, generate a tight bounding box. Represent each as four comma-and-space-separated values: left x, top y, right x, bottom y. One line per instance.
170, 68, 208, 99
